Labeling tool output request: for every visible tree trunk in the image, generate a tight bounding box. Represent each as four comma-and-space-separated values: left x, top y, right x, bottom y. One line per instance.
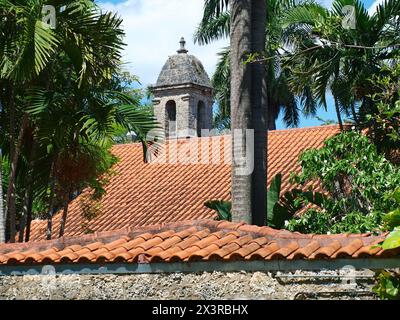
250, 0, 267, 226
351, 103, 358, 126
18, 138, 35, 242
230, 0, 252, 224
230, 0, 267, 225
18, 182, 34, 242
24, 193, 34, 242
267, 111, 276, 130
6, 112, 29, 243
334, 97, 344, 131
0, 150, 5, 243
59, 192, 70, 238
46, 161, 57, 240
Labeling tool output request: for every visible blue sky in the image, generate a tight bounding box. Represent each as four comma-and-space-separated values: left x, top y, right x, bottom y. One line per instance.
97, 0, 382, 129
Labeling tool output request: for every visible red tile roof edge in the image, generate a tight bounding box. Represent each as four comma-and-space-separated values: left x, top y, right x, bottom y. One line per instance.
0, 219, 392, 261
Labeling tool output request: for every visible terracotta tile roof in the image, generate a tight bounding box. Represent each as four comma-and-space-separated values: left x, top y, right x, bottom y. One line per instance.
0, 220, 396, 265
29, 125, 340, 241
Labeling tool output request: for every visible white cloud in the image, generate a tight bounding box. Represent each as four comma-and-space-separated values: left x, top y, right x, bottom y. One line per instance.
368, 0, 384, 15
99, 0, 229, 87
317, 0, 334, 9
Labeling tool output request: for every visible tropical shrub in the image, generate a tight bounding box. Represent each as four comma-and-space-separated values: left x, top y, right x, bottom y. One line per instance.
285, 131, 400, 234
373, 271, 400, 300
361, 64, 400, 163
373, 189, 400, 300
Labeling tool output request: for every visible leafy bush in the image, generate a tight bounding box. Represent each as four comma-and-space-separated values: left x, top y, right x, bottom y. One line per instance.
285, 131, 400, 234
373, 271, 400, 300
361, 64, 400, 163
378, 189, 400, 250
373, 189, 400, 300
286, 210, 383, 234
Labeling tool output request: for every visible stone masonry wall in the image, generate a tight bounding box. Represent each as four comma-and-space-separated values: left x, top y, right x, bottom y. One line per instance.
0, 270, 377, 300
153, 86, 213, 138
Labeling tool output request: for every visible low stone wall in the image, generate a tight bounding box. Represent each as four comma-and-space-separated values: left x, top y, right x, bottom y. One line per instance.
0, 270, 377, 300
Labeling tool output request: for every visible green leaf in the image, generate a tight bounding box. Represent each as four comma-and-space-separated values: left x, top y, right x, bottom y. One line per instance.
385, 278, 399, 297
382, 229, 400, 250
383, 209, 400, 229
267, 173, 282, 227
393, 189, 400, 204
205, 200, 232, 221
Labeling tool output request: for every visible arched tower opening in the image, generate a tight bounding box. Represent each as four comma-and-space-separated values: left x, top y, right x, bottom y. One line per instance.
197, 100, 206, 137
165, 100, 177, 137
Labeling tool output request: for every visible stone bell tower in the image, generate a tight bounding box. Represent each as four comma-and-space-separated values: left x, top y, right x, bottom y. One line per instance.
151, 37, 213, 138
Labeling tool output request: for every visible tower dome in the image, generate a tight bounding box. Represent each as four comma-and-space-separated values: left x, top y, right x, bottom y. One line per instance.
152, 38, 214, 139
155, 37, 212, 88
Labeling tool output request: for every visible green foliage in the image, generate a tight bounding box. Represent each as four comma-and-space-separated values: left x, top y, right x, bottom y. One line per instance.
285, 131, 400, 234
266, 173, 298, 229
196, 0, 317, 130
204, 200, 232, 221
286, 209, 383, 234
282, 0, 400, 126
278, 188, 326, 215
206, 174, 292, 227
362, 65, 400, 161
266, 173, 282, 227
379, 189, 400, 249
382, 228, 400, 250
373, 271, 400, 300
372, 190, 400, 300
0, 0, 160, 241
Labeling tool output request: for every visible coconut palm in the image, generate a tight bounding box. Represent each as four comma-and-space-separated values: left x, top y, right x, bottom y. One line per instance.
195, 0, 317, 130
230, 0, 267, 225
282, 0, 400, 128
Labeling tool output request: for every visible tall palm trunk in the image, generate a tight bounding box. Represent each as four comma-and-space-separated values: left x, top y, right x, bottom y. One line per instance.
0, 150, 5, 243
268, 117, 276, 130
19, 179, 35, 242
46, 161, 57, 240
230, 0, 252, 224
6, 112, 29, 243
59, 192, 70, 238
250, 0, 267, 226
351, 103, 358, 125
334, 97, 344, 131
24, 193, 34, 242
230, 0, 267, 225
18, 138, 35, 242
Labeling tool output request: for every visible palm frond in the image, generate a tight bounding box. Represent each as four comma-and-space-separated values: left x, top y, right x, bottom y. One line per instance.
194, 12, 230, 45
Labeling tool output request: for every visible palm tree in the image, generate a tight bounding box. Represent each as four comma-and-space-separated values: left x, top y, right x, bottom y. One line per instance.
230, 0, 267, 225
0, 1, 159, 241
195, 0, 316, 130
0, 149, 4, 243
0, 0, 72, 242
282, 0, 400, 128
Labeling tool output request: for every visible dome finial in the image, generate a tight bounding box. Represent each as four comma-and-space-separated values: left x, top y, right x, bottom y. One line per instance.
177, 37, 188, 54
